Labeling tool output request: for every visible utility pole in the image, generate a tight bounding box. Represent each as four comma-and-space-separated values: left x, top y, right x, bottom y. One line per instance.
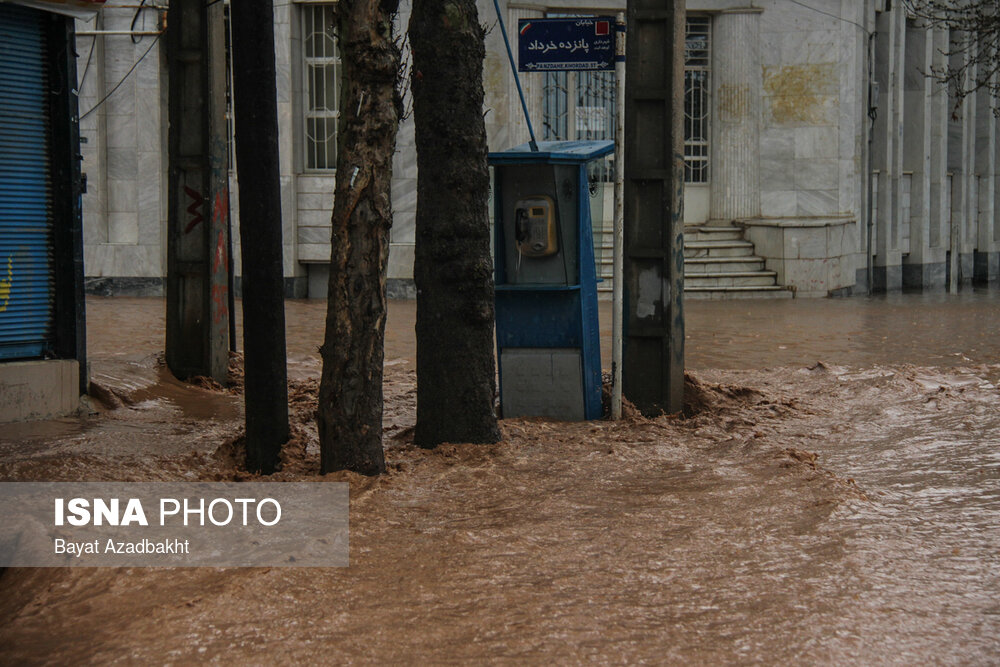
230, 1, 289, 474
165, 0, 230, 383
623, 0, 685, 416
611, 11, 626, 419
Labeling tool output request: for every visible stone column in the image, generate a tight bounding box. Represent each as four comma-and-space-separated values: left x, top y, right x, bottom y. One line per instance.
994, 90, 1000, 280
974, 66, 997, 285
872, 7, 904, 291
948, 33, 975, 289
901, 22, 946, 289
709, 9, 761, 223
928, 27, 949, 256
272, 1, 305, 296
76, 20, 109, 262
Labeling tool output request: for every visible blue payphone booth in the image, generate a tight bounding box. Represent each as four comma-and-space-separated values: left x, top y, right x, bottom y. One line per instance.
489, 140, 613, 421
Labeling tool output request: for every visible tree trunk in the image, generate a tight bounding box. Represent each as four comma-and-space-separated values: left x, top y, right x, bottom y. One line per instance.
317, 0, 401, 475
230, 1, 289, 474
409, 0, 501, 447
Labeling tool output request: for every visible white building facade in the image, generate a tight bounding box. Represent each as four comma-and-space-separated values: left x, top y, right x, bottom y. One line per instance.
76, 0, 999, 298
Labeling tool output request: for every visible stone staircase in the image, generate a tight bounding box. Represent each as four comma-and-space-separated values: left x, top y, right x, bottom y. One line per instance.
683, 224, 792, 299
594, 224, 792, 299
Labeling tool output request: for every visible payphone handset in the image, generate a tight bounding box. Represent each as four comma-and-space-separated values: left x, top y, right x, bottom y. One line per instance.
514, 196, 558, 258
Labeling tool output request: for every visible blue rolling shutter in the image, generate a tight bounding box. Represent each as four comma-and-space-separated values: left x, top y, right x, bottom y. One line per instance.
0, 4, 54, 361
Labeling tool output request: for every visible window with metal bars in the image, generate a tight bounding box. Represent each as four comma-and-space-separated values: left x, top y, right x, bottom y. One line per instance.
684, 15, 710, 184
542, 71, 616, 142
301, 4, 340, 171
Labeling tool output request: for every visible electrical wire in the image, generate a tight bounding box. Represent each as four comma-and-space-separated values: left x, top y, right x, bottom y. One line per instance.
79, 33, 161, 121
787, 0, 871, 36
77, 35, 97, 91
130, 0, 150, 43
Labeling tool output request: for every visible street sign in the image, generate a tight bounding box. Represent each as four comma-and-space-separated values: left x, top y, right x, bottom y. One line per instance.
517, 17, 614, 72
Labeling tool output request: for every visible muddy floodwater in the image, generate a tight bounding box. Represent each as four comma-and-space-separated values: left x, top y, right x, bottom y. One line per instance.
1, 291, 999, 664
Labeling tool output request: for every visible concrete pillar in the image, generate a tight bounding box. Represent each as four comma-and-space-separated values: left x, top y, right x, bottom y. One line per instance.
709, 9, 761, 223
928, 27, 949, 255
164, 0, 232, 382
995, 87, 1000, 278
901, 21, 928, 287
974, 65, 998, 285
76, 21, 109, 250
872, 8, 904, 291
948, 33, 975, 288
623, 0, 685, 416
901, 21, 946, 290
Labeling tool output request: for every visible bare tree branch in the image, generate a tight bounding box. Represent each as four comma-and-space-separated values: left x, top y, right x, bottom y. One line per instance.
909, 0, 1000, 115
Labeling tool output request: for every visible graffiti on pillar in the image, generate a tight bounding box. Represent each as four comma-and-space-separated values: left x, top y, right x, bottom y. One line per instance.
0, 255, 12, 312
211, 188, 229, 242
210, 187, 230, 324
211, 283, 228, 324
212, 228, 228, 275
183, 186, 205, 234
211, 227, 229, 325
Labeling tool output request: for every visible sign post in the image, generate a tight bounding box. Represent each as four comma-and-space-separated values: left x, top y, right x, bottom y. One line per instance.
611, 13, 625, 420
517, 17, 614, 72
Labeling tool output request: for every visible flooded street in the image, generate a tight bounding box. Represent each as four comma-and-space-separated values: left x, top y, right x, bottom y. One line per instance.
1, 292, 998, 664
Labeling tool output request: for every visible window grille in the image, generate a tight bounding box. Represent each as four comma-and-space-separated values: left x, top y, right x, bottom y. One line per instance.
540, 13, 617, 182
301, 4, 340, 171
684, 15, 710, 184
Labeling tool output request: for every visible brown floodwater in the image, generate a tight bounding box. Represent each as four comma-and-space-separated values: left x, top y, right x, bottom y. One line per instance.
78, 288, 1000, 372
0, 292, 998, 664
680, 289, 1000, 369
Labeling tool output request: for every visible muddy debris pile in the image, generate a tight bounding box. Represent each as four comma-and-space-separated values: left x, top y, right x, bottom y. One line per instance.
176, 360, 856, 505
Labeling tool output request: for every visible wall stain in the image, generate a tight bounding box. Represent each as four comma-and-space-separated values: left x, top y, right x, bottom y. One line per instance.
717, 83, 752, 121
763, 64, 836, 125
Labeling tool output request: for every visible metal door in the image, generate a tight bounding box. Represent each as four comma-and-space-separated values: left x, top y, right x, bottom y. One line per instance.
0, 4, 55, 360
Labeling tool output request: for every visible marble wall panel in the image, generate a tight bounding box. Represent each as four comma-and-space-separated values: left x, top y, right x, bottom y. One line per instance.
760, 158, 796, 192
797, 189, 839, 217
794, 159, 839, 191
108, 179, 137, 215
761, 190, 797, 218
108, 212, 138, 245
794, 126, 838, 160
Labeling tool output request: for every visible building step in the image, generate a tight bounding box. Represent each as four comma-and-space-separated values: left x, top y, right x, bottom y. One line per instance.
596, 258, 770, 272
684, 257, 766, 273
593, 223, 793, 299
598, 258, 771, 273
598, 224, 744, 245
683, 225, 745, 242
598, 283, 793, 298
685, 271, 778, 288
684, 240, 755, 258
685, 285, 794, 299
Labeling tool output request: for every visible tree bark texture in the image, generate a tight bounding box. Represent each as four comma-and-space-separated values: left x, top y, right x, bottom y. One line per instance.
317, 0, 401, 475
409, 0, 501, 447
231, 1, 289, 474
